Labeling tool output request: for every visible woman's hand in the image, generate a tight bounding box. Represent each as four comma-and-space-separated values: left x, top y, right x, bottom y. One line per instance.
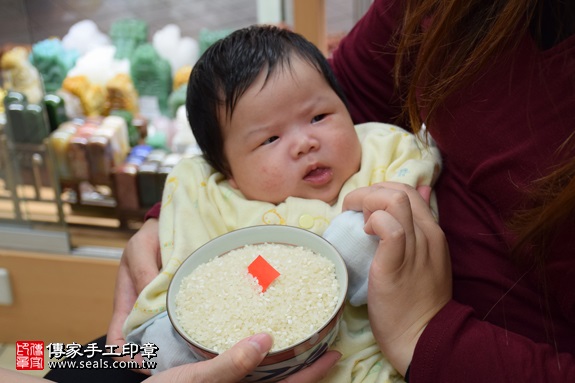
106, 218, 162, 373
342, 182, 452, 376
0, 334, 340, 383
145, 333, 341, 383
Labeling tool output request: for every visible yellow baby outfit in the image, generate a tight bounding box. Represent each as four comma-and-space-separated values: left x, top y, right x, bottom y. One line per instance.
124, 122, 441, 382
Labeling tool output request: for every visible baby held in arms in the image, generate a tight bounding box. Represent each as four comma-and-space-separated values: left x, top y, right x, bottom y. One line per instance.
122, 24, 441, 381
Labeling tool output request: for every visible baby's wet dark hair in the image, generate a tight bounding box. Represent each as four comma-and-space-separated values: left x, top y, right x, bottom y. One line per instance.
186, 24, 348, 177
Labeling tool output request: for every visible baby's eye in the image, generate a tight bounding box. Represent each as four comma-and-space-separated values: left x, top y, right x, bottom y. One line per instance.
311, 114, 327, 124
261, 136, 279, 145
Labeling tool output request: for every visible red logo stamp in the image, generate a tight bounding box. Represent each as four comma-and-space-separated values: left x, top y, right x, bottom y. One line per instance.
16, 341, 44, 370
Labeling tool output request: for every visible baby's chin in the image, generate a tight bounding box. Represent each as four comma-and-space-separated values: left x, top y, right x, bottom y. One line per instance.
295, 190, 340, 206
242, 185, 341, 206
244, 193, 336, 206
300, 185, 342, 206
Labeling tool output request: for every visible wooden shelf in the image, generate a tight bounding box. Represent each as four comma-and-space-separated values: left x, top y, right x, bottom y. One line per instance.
0, 248, 119, 344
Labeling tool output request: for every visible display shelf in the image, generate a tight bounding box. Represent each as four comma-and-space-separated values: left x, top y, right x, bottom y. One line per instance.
0, 126, 143, 253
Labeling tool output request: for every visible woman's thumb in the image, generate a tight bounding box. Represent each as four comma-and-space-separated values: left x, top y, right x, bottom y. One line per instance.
146, 333, 273, 383
211, 333, 273, 380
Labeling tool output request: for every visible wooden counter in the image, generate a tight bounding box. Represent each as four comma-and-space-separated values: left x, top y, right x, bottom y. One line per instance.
0, 248, 119, 344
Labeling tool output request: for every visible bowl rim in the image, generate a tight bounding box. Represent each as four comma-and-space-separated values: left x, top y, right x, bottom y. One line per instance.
166, 224, 348, 357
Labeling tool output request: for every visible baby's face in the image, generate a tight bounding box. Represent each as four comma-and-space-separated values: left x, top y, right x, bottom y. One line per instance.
221, 56, 361, 205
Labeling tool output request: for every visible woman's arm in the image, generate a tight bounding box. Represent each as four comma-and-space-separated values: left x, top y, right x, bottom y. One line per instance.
106, 218, 162, 372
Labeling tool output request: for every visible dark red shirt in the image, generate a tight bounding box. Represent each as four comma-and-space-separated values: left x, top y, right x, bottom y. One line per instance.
331, 0, 575, 381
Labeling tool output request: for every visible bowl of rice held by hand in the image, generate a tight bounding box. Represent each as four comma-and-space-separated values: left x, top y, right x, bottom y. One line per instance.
167, 225, 348, 382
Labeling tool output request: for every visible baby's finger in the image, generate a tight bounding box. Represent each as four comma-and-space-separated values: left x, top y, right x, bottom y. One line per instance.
416, 185, 432, 205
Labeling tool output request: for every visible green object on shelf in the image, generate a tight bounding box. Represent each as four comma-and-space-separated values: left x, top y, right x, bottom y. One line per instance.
145, 130, 168, 150
137, 160, 161, 207
4, 90, 27, 105
44, 93, 68, 132
110, 109, 139, 147
110, 18, 149, 60
30, 38, 79, 93
199, 28, 233, 55
167, 84, 187, 118
130, 43, 172, 117
4, 92, 50, 144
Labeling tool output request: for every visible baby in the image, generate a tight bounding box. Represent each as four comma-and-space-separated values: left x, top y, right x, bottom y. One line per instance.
123, 25, 441, 380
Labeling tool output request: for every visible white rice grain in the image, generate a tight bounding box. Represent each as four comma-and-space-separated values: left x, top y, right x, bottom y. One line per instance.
174, 243, 339, 352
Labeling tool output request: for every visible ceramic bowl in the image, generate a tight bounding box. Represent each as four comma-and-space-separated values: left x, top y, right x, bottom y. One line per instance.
167, 225, 348, 382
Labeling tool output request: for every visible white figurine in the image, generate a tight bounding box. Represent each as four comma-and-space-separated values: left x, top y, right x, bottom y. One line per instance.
62, 19, 111, 56
152, 24, 199, 76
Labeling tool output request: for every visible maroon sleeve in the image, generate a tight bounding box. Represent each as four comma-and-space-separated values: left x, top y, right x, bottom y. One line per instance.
144, 202, 161, 220
410, 300, 575, 382
330, 0, 405, 125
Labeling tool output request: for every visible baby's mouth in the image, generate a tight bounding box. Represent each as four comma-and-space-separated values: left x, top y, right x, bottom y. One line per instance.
304, 167, 332, 184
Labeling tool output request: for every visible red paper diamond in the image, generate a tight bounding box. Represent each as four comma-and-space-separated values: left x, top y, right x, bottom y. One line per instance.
248, 255, 280, 292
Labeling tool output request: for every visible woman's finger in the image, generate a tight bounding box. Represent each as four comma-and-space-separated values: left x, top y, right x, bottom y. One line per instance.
199, 333, 273, 382
377, 182, 436, 223
343, 184, 418, 266
360, 186, 415, 235
363, 209, 409, 273
345, 183, 436, 227
144, 333, 271, 383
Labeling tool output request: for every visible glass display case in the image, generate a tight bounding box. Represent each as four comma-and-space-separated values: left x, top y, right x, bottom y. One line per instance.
0, 71, 71, 253
0, 0, 361, 256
